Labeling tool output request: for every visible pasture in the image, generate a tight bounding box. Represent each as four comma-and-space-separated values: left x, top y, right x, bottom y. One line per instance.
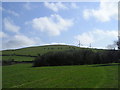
1, 45, 78, 62
1, 56, 34, 61
2, 45, 79, 56
2, 63, 119, 88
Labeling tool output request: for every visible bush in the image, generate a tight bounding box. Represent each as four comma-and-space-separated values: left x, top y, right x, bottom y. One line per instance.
33, 49, 120, 67
2, 59, 14, 66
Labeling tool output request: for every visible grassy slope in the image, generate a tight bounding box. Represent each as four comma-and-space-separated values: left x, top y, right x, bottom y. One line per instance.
1, 45, 104, 61
2, 45, 80, 56
1, 56, 34, 61
3, 63, 118, 88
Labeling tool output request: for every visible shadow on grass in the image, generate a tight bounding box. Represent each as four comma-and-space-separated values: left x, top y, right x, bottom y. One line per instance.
91, 63, 120, 67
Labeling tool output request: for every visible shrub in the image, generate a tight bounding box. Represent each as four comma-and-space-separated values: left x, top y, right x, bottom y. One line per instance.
33, 49, 120, 67
2, 59, 14, 66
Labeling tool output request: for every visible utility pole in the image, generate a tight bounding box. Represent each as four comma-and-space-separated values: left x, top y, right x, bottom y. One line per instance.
118, 29, 120, 49
78, 41, 83, 47
78, 41, 80, 47
89, 43, 91, 48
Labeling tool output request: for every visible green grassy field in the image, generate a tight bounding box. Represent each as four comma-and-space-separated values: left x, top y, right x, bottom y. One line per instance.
2, 63, 119, 88
1, 56, 34, 61
2, 45, 119, 88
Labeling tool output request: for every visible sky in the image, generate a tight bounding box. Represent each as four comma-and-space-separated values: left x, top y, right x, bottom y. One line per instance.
0, 0, 118, 50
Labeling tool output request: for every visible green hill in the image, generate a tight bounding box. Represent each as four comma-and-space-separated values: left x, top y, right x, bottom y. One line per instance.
2, 45, 80, 56
1, 45, 104, 61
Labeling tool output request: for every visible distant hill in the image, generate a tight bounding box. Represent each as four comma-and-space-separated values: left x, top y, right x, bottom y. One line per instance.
1, 45, 105, 61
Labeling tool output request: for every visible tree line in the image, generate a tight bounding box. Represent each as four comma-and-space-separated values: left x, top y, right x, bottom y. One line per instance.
33, 49, 120, 67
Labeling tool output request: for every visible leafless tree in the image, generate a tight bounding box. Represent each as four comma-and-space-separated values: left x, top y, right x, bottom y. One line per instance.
106, 41, 117, 50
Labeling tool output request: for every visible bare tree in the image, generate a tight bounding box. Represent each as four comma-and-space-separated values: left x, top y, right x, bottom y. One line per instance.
117, 40, 120, 49
107, 44, 115, 50
106, 41, 117, 50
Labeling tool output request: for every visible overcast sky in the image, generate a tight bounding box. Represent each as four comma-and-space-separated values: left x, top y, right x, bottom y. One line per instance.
1, 0, 118, 50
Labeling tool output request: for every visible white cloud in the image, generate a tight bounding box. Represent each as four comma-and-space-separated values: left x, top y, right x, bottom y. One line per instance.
23, 2, 31, 10
75, 32, 94, 45
2, 34, 37, 49
0, 32, 8, 38
1, 7, 19, 17
31, 14, 73, 36
44, 2, 79, 12
44, 2, 68, 12
83, 0, 118, 22
83, 9, 92, 20
74, 29, 117, 46
6, 9, 19, 17
71, 3, 79, 9
51, 42, 66, 45
43, 42, 66, 45
3, 18, 20, 33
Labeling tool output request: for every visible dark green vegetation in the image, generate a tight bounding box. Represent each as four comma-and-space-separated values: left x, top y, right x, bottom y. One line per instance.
33, 49, 120, 67
3, 63, 119, 88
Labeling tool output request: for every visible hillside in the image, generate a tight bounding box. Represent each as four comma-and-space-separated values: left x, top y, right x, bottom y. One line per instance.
1, 45, 104, 61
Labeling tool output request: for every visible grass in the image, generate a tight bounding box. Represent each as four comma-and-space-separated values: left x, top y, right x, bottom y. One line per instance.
1, 56, 34, 61
1, 45, 78, 56
1, 45, 104, 56
2, 63, 119, 88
